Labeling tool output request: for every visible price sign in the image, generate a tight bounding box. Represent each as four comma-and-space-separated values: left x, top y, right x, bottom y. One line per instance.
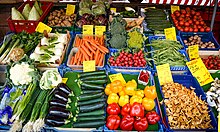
83, 25, 93, 35
35, 22, 52, 33
109, 73, 126, 85
156, 63, 173, 85
66, 4, 75, 16
188, 45, 199, 60
95, 26, 106, 35
186, 58, 214, 86
110, 8, 117, 13
171, 5, 180, 14
164, 27, 177, 41
83, 60, 95, 72
62, 78, 68, 84
218, 113, 220, 132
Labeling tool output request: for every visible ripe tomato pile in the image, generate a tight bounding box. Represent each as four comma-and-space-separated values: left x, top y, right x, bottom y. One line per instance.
202, 56, 220, 70
171, 7, 211, 32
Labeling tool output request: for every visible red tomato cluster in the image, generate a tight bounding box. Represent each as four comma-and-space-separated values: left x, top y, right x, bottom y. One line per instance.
202, 56, 220, 70
171, 7, 211, 32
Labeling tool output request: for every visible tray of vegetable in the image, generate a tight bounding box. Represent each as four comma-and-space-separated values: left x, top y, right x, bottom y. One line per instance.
111, 6, 138, 18
147, 36, 189, 73
30, 32, 71, 69
44, 6, 77, 33
104, 71, 163, 131
199, 50, 220, 73
67, 34, 108, 70
156, 74, 217, 131
179, 32, 220, 50
7, 0, 53, 33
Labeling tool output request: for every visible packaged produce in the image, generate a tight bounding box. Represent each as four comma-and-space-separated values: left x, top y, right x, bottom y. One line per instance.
162, 82, 213, 129
202, 55, 220, 70
138, 70, 150, 85
171, 7, 211, 32
183, 35, 216, 48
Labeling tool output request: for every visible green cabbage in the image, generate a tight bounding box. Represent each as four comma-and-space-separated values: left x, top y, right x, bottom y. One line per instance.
28, 6, 40, 20
11, 7, 25, 20
22, 4, 31, 20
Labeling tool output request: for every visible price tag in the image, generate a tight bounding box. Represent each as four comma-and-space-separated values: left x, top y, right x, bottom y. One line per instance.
83, 60, 95, 72
188, 45, 199, 60
218, 113, 220, 132
66, 4, 75, 16
156, 63, 173, 86
110, 8, 117, 13
109, 73, 126, 85
62, 78, 68, 84
171, 5, 180, 14
35, 22, 52, 33
186, 58, 214, 86
95, 26, 106, 35
164, 27, 177, 41
83, 25, 93, 35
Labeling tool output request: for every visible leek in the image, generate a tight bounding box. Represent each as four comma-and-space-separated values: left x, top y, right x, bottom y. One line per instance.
0, 33, 14, 56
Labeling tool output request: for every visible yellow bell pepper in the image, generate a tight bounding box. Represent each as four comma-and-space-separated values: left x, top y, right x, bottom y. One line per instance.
130, 95, 142, 105
110, 80, 123, 94
142, 97, 155, 111
107, 93, 119, 104
119, 90, 126, 96
119, 95, 129, 107
135, 90, 144, 98
144, 86, 157, 99
125, 79, 137, 96
105, 84, 112, 95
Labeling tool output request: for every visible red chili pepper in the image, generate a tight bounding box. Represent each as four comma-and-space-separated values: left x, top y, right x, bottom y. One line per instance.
146, 111, 160, 125
106, 115, 121, 130
120, 114, 134, 130
121, 103, 131, 116
134, 117, 148, 131
130, 102, 145, 117
107, 103, 120, 115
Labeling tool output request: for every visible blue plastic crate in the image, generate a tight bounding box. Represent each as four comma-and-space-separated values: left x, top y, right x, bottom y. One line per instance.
179, 31, 220, 50
156, 74, 217, 131
106, 48, 153, 73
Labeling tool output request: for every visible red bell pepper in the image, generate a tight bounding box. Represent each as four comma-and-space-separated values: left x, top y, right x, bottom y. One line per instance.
121, 103, 131, 116
107, 103, 120, 115
130, 102, 145, 117
146, 111, 160, 125
106, 115, 121, 130
134, 117, 148, 131
120, 115, 134, 130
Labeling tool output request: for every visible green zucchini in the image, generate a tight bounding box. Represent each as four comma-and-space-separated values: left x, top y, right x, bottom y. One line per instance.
77, 109, 105, 117
80, 75, 107, 81
78, 97, 105, 106
81, 83, 104, 90
79, 70, 106, 78
81, 90, 103, 94
82, 79, 107, 85
76, 115, 105, 122
72, 120, 105, 128
78, 92, 103, 101
79, 103, 104, 112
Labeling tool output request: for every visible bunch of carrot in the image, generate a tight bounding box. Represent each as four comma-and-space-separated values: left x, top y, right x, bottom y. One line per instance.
70, 35, 109, 66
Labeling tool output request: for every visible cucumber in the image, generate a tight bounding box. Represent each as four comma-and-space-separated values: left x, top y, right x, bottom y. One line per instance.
80, 75, 107, 81
81, 90, 103, 94
72, 120, 105, 128
79, 103, 104, 112
81, 83, 104, 90
77, 109, 104, 117
82, 79, 107, 85
79, 70, 106, 78
76, 115, 105, 122
78, 97, 105, 106
78, 92, 103, 101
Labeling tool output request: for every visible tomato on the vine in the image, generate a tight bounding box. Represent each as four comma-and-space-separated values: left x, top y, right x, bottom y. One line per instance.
205, 27, 211, 32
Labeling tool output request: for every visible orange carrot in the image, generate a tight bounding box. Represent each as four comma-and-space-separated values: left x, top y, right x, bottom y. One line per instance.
84, 41, 96, 54
70, 56, 74, 65
80, 48, 90, 61
94, 50, 100, 65
98, 53, 104, 66
90, 42, 107, 53
81, 44, 92, 57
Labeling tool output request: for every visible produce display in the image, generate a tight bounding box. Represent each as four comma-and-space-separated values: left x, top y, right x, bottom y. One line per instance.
144, 8, 172, 31
127, 29, 145, 48
202, 56, 220, 70
171, 7, 211, 32
68, 35, 108, 66
120, 10, 137, 18
162, 82, 213, 129
47, 8, 76, 27
124, 17, 144, 31
147, 39, 188, 66
11, 0, 43, 20
183, 35, 216, 48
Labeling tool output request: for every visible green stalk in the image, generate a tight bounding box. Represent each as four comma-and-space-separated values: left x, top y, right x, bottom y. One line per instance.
0, 33, 14, 55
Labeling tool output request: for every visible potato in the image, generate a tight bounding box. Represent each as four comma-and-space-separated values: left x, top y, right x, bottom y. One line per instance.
63, 20, 71, 27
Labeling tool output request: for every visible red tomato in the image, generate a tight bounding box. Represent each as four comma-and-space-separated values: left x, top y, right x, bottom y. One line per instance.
179, 17, 184, 21
186, 7, 191, 12
195, 12, 201, 16
195, 21, 200, 25
191, 10, 196, 15
205, 27, 211, 32
180, 28, 184, 32
186, 13, 190, 17
184, 27, 189, 32
177, 26, 181, 30
194, 28, 198, 32
180, 14, 185, 18
179, 21, 184, 26
189, 28, 193, 32
174, 20, 178, 25
200, 21, 205, 25
197, 25, 202, 29
193, 25, 197, 29
188, 20, 193, 24
184, 22, 190, 27
200, 28, 205, 32
175, 12, 181, 17
181, 9, 187, 14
